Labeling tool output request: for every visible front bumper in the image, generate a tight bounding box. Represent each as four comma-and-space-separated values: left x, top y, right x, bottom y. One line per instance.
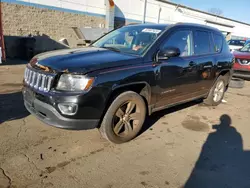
23, 89, 99, 130
233, 70, 250, 79
233, 62, 250, 79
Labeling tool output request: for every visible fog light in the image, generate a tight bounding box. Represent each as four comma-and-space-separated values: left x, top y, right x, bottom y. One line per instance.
58, 103, 78, 115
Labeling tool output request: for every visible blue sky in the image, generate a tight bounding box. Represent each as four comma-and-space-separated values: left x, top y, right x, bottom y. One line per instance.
172, 0, 250, 24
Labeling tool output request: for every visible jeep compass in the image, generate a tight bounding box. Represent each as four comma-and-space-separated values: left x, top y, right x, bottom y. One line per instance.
23, 23, 234, 143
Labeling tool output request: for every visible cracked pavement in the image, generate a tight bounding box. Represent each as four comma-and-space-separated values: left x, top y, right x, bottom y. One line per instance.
1, 64, 250, 188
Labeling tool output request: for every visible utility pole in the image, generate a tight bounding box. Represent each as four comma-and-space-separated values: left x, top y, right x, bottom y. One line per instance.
142, 0, 147, 23
157, 7, 162, 23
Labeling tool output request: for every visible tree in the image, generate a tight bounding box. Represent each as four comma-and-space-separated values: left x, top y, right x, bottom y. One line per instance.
208, 8, 223, 16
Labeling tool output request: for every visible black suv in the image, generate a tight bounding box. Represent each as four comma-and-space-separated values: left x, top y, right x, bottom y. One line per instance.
23, 23, 234, 143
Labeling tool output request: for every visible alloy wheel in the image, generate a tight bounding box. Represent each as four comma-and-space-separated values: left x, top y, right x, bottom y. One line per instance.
112, 101, 141, 137
213, 80, 225, 102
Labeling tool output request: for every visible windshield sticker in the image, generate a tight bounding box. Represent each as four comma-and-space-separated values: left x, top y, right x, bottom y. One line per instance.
142, 28, 161, 34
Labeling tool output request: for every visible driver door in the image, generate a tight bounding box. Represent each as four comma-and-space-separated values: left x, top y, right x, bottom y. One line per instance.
154, 29, 203, 109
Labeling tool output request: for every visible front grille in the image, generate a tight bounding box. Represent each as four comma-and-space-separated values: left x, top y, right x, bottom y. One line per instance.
24, 67, 54, 92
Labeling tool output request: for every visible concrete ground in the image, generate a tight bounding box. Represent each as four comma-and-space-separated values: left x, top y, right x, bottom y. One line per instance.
1, 63, 250, 188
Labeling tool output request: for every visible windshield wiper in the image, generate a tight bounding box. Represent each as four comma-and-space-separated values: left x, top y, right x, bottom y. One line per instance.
102, 46, 121, 52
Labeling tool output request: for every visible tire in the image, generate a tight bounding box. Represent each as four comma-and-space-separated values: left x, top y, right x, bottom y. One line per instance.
229, 77, 245, 88
99, 91, 146, 144
204, 76, 227, 106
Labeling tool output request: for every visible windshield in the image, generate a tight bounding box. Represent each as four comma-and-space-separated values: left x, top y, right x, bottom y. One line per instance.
227, 40, 245, 46
92, 25, 164, 55
240, 43, 250, 52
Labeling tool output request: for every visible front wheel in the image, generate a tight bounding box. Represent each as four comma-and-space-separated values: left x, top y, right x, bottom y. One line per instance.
99, 91, 146, 144
204, 76, 227, 106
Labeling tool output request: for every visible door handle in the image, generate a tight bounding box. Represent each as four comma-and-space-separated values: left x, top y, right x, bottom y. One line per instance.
189, 61, 196, 67
187, 61, 196, 72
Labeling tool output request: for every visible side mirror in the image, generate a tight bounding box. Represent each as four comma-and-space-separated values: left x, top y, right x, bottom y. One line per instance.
157, 47, 181, 61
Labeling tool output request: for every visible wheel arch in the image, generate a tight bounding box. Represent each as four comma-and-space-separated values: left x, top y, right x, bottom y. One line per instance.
110, 82, 151, 110
97, 82, 151, 128
216, 69, 232, 86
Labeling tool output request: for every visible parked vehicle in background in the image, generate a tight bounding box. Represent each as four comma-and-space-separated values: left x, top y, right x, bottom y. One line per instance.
228, 39, 246, 52
22, 23, 234, 143
233, 43, 250, 79
245, 39, 250, 46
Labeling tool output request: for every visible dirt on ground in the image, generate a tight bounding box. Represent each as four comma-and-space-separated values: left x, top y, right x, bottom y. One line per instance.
1, 64, 250, 188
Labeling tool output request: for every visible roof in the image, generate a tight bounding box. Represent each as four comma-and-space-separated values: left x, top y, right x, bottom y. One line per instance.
125, 23, 220, 32
156, 0, 250, 27
175, 22, 220, 31
125, 23, 169, 28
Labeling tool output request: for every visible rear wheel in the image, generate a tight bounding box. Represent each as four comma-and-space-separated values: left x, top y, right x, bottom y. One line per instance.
99, 91, 146, 144
204, 76, 227, 106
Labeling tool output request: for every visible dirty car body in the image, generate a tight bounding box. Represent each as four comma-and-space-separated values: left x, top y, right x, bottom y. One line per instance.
23, 23, 234, 143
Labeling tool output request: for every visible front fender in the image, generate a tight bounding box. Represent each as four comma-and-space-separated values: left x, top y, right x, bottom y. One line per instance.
111, 81, 151, 105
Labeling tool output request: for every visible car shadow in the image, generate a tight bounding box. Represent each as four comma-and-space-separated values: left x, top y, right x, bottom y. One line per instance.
184, 114, 250, 188
139, 99, 203, 135
0, 91, 30, 124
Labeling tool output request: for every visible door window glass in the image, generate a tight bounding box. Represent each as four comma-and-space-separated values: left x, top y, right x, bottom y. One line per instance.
162, 30, 192, 57
193, 31, 211, 55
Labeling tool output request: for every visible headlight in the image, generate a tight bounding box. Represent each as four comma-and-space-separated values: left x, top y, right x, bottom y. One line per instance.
56, 74, 94, 91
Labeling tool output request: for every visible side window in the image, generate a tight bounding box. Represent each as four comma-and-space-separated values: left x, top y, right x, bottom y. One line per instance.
194, 31, 211, 55
222, 38, 231, 53
213, 33, 223, 52
162, 30, 192, 57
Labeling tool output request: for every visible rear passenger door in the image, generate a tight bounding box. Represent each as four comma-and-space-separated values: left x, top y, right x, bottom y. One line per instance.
212, 32, 233, 85
192, 29, 215, 92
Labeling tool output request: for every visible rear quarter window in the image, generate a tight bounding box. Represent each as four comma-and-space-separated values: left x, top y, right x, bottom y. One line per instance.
222, 37, 230, 53
213, 33, 223, 53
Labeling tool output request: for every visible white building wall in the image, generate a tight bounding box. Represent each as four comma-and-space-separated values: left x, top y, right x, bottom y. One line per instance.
15, 0, 250, 38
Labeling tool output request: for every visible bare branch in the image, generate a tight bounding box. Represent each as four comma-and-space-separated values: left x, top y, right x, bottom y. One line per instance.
208, 8, 223, 16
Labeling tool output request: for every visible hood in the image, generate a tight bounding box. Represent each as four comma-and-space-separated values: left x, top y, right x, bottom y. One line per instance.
31, 47, 142, 74
233, 50, 250, 59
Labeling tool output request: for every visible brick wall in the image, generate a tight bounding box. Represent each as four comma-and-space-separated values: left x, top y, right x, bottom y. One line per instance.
1, 2, 105, 58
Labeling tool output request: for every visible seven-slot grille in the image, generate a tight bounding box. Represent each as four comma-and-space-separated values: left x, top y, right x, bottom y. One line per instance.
24, 67, 54, 92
